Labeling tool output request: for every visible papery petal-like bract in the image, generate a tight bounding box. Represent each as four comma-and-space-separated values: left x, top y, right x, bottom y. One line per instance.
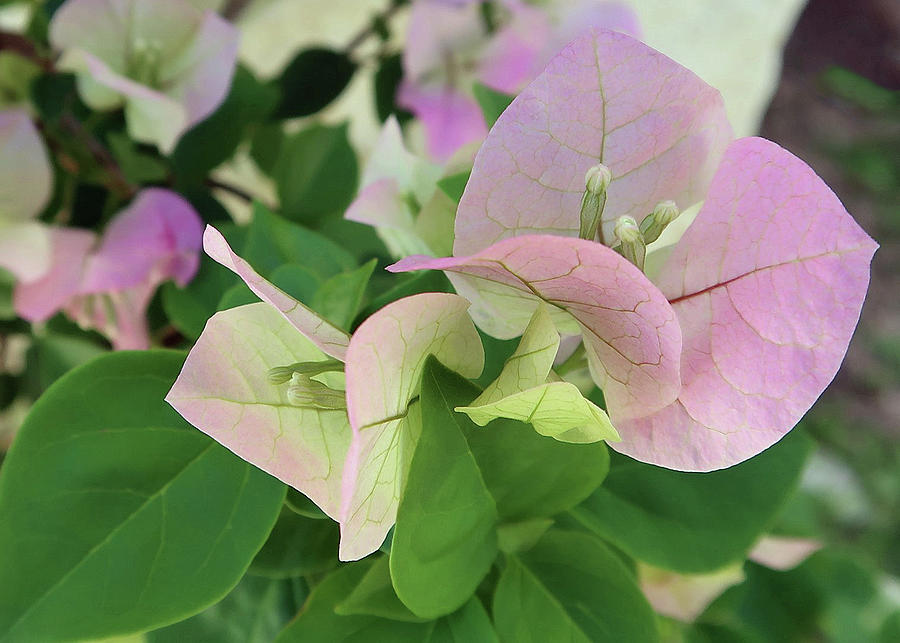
389, 234, 682, 422
81, 189, 203, 292
166, 302, 351, 519
339, 293, 484, 560
454, 29, 732, 255
0, 109, 53, 222
203, 226, 351, 361
50, 0, 238, 152
614, 138, 877, 471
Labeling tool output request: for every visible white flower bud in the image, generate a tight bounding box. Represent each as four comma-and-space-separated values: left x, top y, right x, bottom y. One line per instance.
584, 164, 612, 196
613, 216, 646, 270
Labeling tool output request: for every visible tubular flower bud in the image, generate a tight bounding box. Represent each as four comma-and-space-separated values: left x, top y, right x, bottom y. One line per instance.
579, 164, 612, 241
267, 359, 344, 385
613, 215, 646, 270
639, 200, 680, 244
287, 373, 347, 410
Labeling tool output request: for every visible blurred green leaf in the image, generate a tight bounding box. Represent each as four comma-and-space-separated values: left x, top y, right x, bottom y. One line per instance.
172, 65, 278, 181
374, 53, 413, 124
569, 431, 813, 573
249, 508, 339, 579
242, 204, 356, 278
107, 132, 168, 184
274, 48, 356, 119
436, 170, 471, 204
273, 123, 358, 224
148, 574, 303, 643
312, 259, 376, 330
0, 351, 285, 641
473, 83, 514, 128
22, 332, 106, 396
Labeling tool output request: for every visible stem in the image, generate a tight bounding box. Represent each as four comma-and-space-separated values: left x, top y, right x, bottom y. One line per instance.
205, 177, 255, 203
59, 113, 138, 199
0, 31, 53, 70
343, 0, 407, 55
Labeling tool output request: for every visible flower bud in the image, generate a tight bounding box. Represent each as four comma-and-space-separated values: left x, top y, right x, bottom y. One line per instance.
585, 164, 612, 195
639, 200, 680, 244
268, 359, 343, 385
287, 373, 347, 410
613, 215, 646, 270
579, 164, 612, 241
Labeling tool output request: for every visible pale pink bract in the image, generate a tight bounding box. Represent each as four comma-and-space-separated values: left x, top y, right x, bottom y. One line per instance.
390, 29, 877, 471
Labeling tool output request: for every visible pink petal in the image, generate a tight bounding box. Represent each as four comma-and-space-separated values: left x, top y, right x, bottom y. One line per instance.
164, 10, 239, 127
203, 225, 350, 361
13, 227, 96, 322
339, 293, 484, 560
389, 235, 682, 423
0, 109, 53, 222
344, 178, 406, 229
402, 0, 485, 83
65, 282, 156, 350
476, 2, 550, 94
397, 82, 488, 162
80, 188, 203, 293
454, 29, 732, 255
616, 138, 877, 471
166, 302, 351, 520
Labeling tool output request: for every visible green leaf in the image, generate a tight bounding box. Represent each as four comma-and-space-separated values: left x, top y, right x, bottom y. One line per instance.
107, 131, 168, 183
0, 351, 285, 641
275, 562, 431, 642
22, 332, 106, 396
274, 48, 357, 119
390, 359, 498, 619
249, 508, 339, 579
273, 123, 359, 224
493, 530, 658, 642
472, 83, 514, 129
162, 254, 240, 340
276, 562, 498, 642
374, 53, 413, 124
433, 364, 610, 522
312, 259, 376, 330
148, 574, 303, 643
360, 270, 453, 320
568, 430, 813, 573
436, 171, 471, 204
337, 556, 428, 623
171, 65, 278, 180
242, 203, 356, 278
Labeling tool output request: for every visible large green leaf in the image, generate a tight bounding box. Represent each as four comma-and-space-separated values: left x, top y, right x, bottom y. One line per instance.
569, 431, 813, 573
0, 351, 285, 641
312, 259, 376, 330
148, 574, 303, 643
390, 359, 498, 619
433, 366, 609, 522
273, 123, 359, 224
493, 530, 658, 642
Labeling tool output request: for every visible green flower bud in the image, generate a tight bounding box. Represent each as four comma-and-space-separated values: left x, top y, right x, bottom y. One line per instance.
639, 200, 680, 244
286, 373, 347, 410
